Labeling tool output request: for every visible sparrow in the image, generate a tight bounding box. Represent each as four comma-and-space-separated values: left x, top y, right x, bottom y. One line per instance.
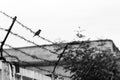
33, 29, 41, 37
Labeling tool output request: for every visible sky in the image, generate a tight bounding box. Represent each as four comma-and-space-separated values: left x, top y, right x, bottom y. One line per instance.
0, 0, 120, 49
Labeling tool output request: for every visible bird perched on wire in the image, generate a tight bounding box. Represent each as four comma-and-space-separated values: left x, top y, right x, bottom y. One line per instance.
33, 29, 41, 37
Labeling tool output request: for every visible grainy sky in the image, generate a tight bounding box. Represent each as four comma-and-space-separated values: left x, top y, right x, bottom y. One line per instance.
0, 0, 120, 49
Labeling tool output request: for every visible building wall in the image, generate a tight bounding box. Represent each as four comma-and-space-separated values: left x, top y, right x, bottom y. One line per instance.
3, 39, 120, 80
0, 61, 51, 80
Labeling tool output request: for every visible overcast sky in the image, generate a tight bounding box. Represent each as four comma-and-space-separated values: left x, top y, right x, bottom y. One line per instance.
0, 0, 120, 49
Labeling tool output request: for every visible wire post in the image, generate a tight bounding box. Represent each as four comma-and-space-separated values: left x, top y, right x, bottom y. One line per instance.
52, 44, 68, 80
0, 16, 17, 59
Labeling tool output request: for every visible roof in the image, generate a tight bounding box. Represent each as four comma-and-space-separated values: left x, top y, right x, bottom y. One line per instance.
4, 39, 117, 50
3, 39, 120, 64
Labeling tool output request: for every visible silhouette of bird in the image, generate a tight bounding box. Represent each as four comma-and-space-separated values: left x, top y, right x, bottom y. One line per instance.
33, 29, 41, 37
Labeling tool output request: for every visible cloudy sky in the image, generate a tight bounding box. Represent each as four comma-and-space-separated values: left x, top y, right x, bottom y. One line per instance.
0, 0, 120, 49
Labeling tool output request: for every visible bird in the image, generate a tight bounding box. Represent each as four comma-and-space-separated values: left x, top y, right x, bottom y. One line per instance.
33, 29, 41, 37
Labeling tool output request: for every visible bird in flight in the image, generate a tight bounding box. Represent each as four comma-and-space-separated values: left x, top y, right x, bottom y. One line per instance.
33, 29, 41, 37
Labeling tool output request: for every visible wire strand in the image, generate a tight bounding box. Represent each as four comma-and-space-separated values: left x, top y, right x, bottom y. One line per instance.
4, 43, 52, 62
3, 50, 70, 78
0, 11, 70, 78
0, 27, 58, 55
0, 11, 55, 44
3, 50, 20, 62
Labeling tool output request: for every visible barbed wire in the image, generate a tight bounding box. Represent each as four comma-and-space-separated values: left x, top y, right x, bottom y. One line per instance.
0, 27, 59, 66
0, 11, 66, 51
3, 50, 21, 62
4, 43, 53, 62
0, 27, 59, 55
3, 49, 70, 78
3, 43, 70, 78
0, 11, 55, 44
4, 43, 71, 78
0, 11, 70, 78
0, 27, 70, 78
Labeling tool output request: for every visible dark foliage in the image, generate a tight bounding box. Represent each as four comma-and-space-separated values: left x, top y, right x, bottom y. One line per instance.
58, 41, 120, 80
